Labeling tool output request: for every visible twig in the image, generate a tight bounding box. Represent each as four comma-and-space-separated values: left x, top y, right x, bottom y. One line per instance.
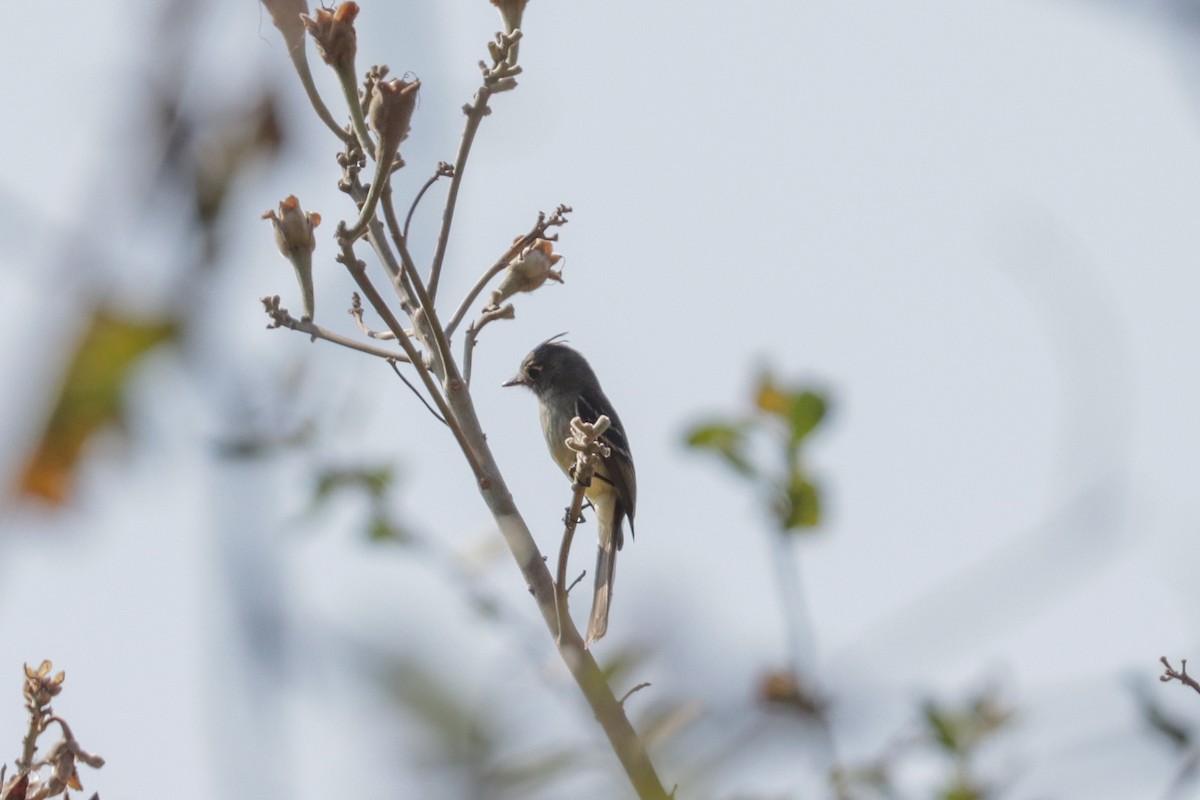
261, 295, 410, 361
566, 570, 587, 594
389, 359, 446, 425
1161, 657, 1200, 695
428, 30, 524, 302
287, 46, 346, 140
445, 204, 572, 338
390, 231, 457, 382
334, 240, 479, 476
349, 292, 397, 340
338, 64, 376, 161
404, 162, 455, 239
376, 183, 438, 338
346, 152, 395, 239
463, 303, 515, 385
381, 184, 409, 272
619, 682, 652, 707
342, 174, 453, 383
556, 478, 590, 642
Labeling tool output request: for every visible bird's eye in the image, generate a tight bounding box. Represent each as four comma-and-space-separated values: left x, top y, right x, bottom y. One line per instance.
527, 364, 543, 377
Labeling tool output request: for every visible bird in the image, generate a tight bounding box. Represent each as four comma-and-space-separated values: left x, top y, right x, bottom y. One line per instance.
503, 338, 637, 644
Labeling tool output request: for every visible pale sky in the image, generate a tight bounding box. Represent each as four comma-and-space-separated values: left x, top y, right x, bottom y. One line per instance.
2, 1, 1200, 798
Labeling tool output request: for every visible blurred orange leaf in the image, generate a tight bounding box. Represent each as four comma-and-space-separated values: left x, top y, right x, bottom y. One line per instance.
754, 372, 789, 415
18, 310, 177, 504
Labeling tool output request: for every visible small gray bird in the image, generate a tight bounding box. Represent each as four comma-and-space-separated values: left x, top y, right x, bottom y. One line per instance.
503, 340, 637, 644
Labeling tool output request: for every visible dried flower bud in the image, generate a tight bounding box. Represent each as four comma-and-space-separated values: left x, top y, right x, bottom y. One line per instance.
486, 238, 563, 309
261, 0, 309, 55
367, 78, 420, 154
23, 660, 65, 711
262, 196, 321, 320
490, 0, 527, 32
44, 738, 78, 794
301, 2, 359, 73
264, 195, 320, 257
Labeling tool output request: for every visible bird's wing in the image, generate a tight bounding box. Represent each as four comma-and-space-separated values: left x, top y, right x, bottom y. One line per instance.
575, 387, 637, 530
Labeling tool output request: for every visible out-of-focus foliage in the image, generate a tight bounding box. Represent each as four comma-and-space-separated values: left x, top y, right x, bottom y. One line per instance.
922, 687, 1013, 757
922, 686, 1014, 800
18, 312, 178, 504
310, 464, 409, 542
757, 669, 826, 717
685, 370, 828, 533
1131, 674, 1195, 751
381, 659, 583, 797
830, 685, 1014, 800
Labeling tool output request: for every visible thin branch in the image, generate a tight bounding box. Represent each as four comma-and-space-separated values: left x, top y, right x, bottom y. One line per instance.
566, 570, 587, 595
18, 708, 41, 773
380, 184, 436, 318
619, 683, 652, 707
556, 478, 590, 642
389, 359, 446, 425
349, 292, 397, 340
1161, 657, 1200, 695
287, 46, 346, 140
405, 162, 455, 239
342, 173, 453, 384
463, 303, 515, 385
428, 30, 524, 301
335, 240, 480, 477
390, 229, 457, 382
347, 72, 420, 240
337, 63, 377, 161
381, 183, 409, 263
445, 204, 572, 338
261, 294, 410, 361
346, 150, 396, 240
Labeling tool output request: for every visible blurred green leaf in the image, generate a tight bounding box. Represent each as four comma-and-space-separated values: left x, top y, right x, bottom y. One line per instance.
788, 390, 827, 445
778, 472, 821, 531
923, 701, 962, 753
367, 513, 408, 543
1128, 675, 1194, 751
830, 760, 895, 800
19, 310, 178, 504
312, 465, 395, 507
923, 688, 1014, 757
310, 465, 412, 544
384, 660, 492, 763
683, 421, 756, 477
940, 782, 986, 800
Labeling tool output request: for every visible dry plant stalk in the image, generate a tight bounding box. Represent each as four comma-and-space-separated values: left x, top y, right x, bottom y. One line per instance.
257, 1, 670, 797
1, 661, 104, 800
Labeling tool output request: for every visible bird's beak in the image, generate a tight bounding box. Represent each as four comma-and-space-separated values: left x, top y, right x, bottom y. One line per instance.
501, 374, 526, 388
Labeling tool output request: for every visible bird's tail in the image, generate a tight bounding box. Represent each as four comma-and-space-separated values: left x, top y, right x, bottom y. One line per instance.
588, 506, 624, 652
587, 534, 617, 645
